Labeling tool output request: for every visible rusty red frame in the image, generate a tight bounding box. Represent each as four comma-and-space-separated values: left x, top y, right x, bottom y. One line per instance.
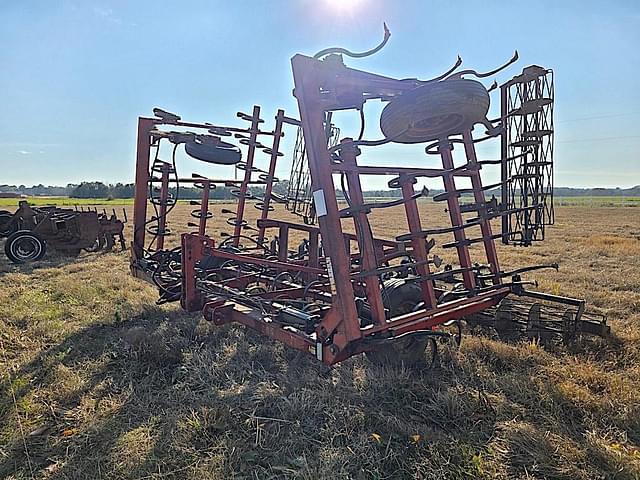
130, 57, 532, 366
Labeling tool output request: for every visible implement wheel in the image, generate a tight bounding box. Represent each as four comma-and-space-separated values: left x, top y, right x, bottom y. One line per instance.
0, 211, 17, 237
380, 78, 490, 143
365, 280, 437, 367
4, 230, 47, 264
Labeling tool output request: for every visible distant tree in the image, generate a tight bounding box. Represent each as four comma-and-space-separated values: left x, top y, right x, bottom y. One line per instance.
70, 181, 110, 198
65, 183, 78, 195
110, 183, 135, 198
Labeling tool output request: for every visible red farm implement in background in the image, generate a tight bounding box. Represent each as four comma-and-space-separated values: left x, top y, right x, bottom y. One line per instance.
0, 201, 126, 264
130, 26, 608, 366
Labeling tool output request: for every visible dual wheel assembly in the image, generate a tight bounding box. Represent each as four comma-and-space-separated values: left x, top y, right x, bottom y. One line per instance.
365, 280, 462, 368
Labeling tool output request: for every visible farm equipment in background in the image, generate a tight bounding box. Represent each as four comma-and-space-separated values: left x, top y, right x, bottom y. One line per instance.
0, 201, 126, 264
130, 26, 609, 366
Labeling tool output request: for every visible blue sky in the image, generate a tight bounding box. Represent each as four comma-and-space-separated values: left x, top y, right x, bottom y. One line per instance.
1, 0, 638, 189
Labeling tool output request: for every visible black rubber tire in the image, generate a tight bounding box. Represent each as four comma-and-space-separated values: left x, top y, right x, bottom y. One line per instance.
104, 234, 116, 251
380, 78, 490, 143
0, 211, 17, 237
83, 236, 104, 253
366, 280, 436, 367
185, 140, 242, 165
4, 230, 47, 264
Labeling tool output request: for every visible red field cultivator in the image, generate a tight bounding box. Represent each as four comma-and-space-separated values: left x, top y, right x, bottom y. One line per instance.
130, 27, 609, 366
0, 201, 126, 264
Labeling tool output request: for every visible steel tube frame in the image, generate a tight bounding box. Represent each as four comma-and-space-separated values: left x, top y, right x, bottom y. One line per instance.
132, 117, 157, 261
462, 130, 501, 283
132, 52, 573, 366
257, 109, 285, 243
232, 105, 262, 246
438, 140, 476, 290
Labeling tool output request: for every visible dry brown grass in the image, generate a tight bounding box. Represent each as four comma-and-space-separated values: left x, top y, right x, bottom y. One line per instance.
1, 203, 639, 479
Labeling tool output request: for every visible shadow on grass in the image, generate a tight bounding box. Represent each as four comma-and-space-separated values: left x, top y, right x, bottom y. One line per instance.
1, 310, 637, 479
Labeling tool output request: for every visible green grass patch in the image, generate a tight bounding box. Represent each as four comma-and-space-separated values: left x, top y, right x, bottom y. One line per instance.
0, 197, 240, 207
555, 196, 640, 207
0, 196, 135, 207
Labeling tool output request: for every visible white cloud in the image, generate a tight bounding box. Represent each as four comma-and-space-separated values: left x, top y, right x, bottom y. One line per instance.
18, 150, 31, 155
93, 6, 123, 25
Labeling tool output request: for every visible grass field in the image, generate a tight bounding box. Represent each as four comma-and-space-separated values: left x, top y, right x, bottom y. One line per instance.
1, 202, 639, 479
555, 196, 640, 207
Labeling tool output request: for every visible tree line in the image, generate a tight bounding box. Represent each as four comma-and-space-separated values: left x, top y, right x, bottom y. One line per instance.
69, 180, 293, 200
3, 181, 638, 199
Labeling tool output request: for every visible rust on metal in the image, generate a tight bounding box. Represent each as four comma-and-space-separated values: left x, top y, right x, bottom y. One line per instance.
128, 27, 606, 366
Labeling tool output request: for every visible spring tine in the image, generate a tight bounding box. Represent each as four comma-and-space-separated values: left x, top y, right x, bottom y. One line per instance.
442, 233, 503, 249
477, 263, 559, 280
236, 111, 264, 123
417, 266, 480, 283
254, 203, 275, 212
447, 50, 519, 79
313, 22, 390, 60
153, 107, 181, 123
208, 127, 232, 136
432, 182, 502, 202
465, 204, 542, 223
396, 220, 482, 242
340, 186, 429, 218
259, 173, 280, 183
355, 256, 442, 279
406, 55, 462, 84
458, 197, 499, 213
262, 148, 284, 157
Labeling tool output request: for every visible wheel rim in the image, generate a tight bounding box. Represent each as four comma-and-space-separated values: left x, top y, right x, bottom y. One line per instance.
11, 237, 42, 261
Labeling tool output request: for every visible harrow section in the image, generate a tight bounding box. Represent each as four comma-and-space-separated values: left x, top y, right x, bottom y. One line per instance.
501, 66, 555, 244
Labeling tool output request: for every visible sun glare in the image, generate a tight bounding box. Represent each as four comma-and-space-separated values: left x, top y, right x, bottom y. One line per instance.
325, 0, 364, 13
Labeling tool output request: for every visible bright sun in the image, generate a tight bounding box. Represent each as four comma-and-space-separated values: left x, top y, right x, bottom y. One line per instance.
325, 0, 364, 13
